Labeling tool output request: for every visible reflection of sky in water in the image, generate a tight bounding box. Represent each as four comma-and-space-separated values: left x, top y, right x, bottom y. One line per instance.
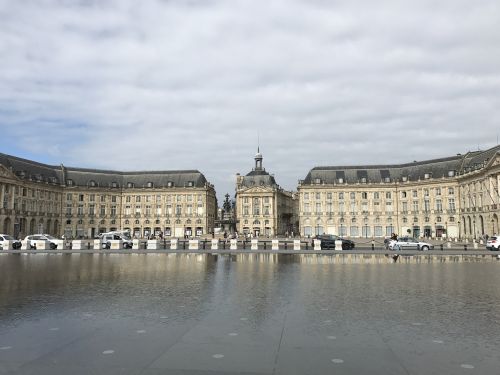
0, 254, 499, 373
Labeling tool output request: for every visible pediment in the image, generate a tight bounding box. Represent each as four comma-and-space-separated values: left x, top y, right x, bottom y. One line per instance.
0, 165, 18, 180
238, 186, 274, 194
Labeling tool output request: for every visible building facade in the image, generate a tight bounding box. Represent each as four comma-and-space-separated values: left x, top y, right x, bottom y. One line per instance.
0, 153, 217, 239
298, 146, 500, 240
235, 150, 296, 237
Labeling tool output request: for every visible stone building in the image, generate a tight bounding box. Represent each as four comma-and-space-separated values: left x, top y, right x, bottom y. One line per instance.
0, 153, 217, 239
298, 145, 500, 240
235, 150, 296, 237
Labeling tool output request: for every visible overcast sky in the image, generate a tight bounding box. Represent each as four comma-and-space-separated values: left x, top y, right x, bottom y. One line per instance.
1, 0, 499, 203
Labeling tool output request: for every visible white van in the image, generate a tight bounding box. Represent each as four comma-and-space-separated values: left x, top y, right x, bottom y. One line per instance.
99, 231, 133, 249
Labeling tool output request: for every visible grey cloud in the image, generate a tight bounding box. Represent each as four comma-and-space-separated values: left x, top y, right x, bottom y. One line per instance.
1, 0, 499, 199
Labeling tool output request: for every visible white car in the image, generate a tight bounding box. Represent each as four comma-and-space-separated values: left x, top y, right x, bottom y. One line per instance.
389, 237, 434, 251
23, 234, 60, 250
486, 236, 499, 251
0, 234, 22, 250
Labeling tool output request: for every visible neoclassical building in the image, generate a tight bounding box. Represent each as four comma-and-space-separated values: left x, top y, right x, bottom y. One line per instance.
0, 153, 217, 239
298, 145, 500, 240
235, 150, 296, 237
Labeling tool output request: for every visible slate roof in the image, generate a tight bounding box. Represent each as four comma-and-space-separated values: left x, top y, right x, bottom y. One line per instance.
0, 153, 209, 188
241, 169, 278, 188
302, 145, 500, 185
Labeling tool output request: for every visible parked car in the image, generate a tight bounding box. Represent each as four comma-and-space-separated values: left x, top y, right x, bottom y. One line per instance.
99, 231, 133, 249
0, 234, 21, 250
389, 237, 434, 251
23, 234, 60, 249
486, 236, 499, 251
314, 235, 355, 250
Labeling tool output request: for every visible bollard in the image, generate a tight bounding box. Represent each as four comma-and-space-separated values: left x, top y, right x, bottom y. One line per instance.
242, 240, 246, 250
464, 244, 467, 251
284, 241, 288, 250
183, 241, 186, 250
223, 240, 226, 250
440, 244, 443, 251
305, 241, 308, 250
202, 240, 206, 250
371, 243, 374, 251
264, 241, 267, 250
87, 242, 91, 250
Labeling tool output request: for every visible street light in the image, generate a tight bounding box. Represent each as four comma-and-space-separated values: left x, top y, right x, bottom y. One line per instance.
473, 219, 476, 240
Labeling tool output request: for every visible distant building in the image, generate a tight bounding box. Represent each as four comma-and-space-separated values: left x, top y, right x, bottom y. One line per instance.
0, 153, 217, 239
235, 150, 296, 237
298, 145, 500, 240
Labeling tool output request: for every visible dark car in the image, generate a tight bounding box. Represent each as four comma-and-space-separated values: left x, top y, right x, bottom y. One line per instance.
315, 235, 355, 250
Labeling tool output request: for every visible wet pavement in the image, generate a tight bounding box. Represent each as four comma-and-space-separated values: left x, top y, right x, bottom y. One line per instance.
1, 253, 500, 374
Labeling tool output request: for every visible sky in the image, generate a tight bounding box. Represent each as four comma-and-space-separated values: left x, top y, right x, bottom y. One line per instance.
1, 0, 500, 203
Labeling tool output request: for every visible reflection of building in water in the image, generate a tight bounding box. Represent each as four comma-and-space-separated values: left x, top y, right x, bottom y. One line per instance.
235, 149, 297, 237
0, 153, 217, 239
298, 145, 500, 240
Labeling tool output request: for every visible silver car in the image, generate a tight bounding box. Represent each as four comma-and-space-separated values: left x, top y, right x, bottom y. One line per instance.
389, 237, 434, 251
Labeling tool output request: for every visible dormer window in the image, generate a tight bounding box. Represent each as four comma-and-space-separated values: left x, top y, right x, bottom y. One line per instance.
89, 180, 97, 187
147, 182, 154, 188
111, 181, 118, 188
384, 177, 391, 183
402, 176, 408, 182
127, 182, 134, 188
187, 181, 194, 187
361, 177, 367, 183
66, 179, 74, 186
314, 178, 321, 184
338, 178, 344, 184
448, 170, 455, 177
167, 181, 174, 187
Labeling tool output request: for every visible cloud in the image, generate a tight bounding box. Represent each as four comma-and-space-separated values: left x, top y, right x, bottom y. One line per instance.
1, 0, 499, 200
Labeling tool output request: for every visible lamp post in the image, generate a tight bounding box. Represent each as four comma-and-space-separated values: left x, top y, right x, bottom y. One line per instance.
473, 219, 476, 240
458, 220, 461, 240
445, 221, 448, 239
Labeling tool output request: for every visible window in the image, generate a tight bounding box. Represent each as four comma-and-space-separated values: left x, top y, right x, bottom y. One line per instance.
385, 201, 393, 212
135, 205, 141, 215
125, 205, 131, 215
243, 206, 249, 215
136, 196, 141, 203
304, 193, 309, 201
89, 180, 97, 187
100, 205, 106, 215
386, 192, 391, 199
89, 194, 95, 202
374, 192, 379, 200
327, 192, 332, 200
243, 197, 249, 204
304, 203, 310, 214
436, 188, 441, 196
67, 179, 74, 186
147, 182, 154, 188
424, 189, 429, 197
361, 192, 368, 199
66, 204, 72, 215
111, 206, 116, 216
77, 204, 84, 215
315, 203, 321, 214
112, 182, 118, 188
176, 205, 182, 215
79, 194, 84, 202
315, 192, 321, 200
127, 182, 134, 188
89, 204, 95, 215
350, 192, 355, 200
339, 192, 344, 200
412, 201, 419, 212
111, 196, 117, 203
448, 198, 456, 211
156, 205, 162, 215
146, 205, 151, 215
448, 187, 454, 195
436, 200, 442, 212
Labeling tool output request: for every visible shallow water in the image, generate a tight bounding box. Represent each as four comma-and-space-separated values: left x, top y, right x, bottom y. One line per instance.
1, 253, 499, 374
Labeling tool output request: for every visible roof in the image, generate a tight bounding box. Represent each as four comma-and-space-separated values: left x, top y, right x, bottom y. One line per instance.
302, 145, 500, 185
0, 152, 209, 188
